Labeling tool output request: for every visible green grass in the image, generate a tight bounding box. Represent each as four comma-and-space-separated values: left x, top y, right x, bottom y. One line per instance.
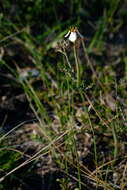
0, 0, 127, 189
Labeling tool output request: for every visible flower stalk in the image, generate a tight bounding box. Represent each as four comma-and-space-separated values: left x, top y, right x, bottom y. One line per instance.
73, 42, 80, 87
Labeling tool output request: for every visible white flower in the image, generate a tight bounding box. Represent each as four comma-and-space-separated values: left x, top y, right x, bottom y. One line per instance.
64, 27, 84, 43
65, 31, 77, 43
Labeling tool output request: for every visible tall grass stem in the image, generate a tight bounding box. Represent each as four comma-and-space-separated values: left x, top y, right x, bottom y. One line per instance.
81, 39, 105, 91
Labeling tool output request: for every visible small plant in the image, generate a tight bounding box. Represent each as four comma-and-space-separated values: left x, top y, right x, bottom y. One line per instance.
55, 27, 85, 88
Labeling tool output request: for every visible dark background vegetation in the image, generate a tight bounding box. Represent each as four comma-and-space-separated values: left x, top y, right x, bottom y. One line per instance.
0, 0, 127, 189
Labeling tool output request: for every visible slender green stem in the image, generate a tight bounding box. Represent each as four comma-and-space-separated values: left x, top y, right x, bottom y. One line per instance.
73, 43, 80, 87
